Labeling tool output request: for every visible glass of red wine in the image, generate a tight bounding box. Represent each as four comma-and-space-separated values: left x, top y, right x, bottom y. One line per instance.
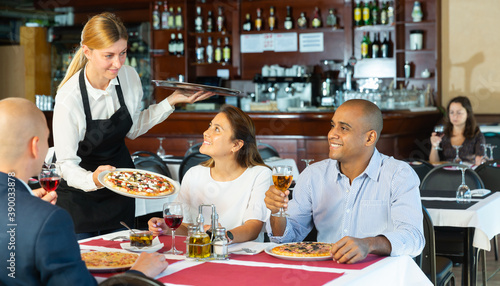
38, 163, 61, 193
163, 202, 184, 254
433, 125, 444, 150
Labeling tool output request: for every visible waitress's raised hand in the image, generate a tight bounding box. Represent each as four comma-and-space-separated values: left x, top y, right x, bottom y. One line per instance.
92, 165, 116, 188
167, 90, 215, 106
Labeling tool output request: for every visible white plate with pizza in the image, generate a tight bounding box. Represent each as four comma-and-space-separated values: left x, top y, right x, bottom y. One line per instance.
98, 168, 180, 199
81, 251, 139, 273
265, 242, 333, 261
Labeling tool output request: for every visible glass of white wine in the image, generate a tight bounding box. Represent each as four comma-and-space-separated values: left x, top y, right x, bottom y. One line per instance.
271, 165, 293, 217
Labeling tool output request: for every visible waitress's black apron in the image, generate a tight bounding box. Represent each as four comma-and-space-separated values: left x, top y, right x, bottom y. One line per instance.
56, 71, 135, 233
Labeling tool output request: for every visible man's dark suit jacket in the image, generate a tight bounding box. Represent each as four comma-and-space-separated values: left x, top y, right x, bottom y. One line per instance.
0, 172, 97, 285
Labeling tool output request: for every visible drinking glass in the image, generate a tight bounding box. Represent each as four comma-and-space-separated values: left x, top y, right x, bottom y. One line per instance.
38, 163, 61, 192
452, 145, 462, 164
271, 165, 293, 217
301, 159, 314, 168
157, 137, 166, 157
433, 125, 445, 150
163, 202, 184, 254
480, 144, 490, 164
488, 145, 497, 160
456, 167, 471, 204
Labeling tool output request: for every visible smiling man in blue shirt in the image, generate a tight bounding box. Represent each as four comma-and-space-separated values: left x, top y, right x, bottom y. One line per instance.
265, 99, 424, 264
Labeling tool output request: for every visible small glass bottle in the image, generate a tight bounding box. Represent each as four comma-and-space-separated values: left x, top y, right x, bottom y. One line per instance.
222, 37, 231, 65
161, 1, 170, 29
206, 36, 214, 63
175, 6, 184, 30
284, 6, 293, 30
255, 8, 263, 31
214, 38, 222, 63
297, 12, 307, 29
195, 37, 204, 63
152, 1, 161, 30
168, 33, 176, 55
216, 6, 225, 32
206, 10, 214, 32
412, 1, 423, 22
189, 217, 211, 259
242, 13, 252, 31
212, 227, 228, 260
312, 7, 322, 28
185, 224, 198, 257
176, 33, 184, 56
354, 0, 362, 27
167, 7, 175, 29
195, 6, 203, 33
326, 8, 337, 28
404, 61, 411, 78
268, 6, 276, 31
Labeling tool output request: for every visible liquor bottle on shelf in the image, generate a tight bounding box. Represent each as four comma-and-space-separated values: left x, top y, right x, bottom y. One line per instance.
363, 1, 372, 25
284, 6, 293, 30
312, 7, 322, 28
381, 32, 391, 58
404, 61, 411, 78
206, 36, 214, 63
361, 32, 371, 59
161, 1, 170, 29
297, 12, 307, 29
206, 10, 214, 33
371, 0, 379, 25
354, 0, 362, 27
152, 1, 161, 30
195, 37, 204, 63
216, 6, 225, 32
268, 6, 276, 31
175, 7, 183, 30
242, 13, 252, 31
223, 37, 231, 65
168, 7, 175, 29
372, 32, 380, 58
387, 1, 394, 25
176, 33, 184, 56
412, 1, 423, 22
168, 33, 176, 55
195, 6, 203, 33
255, 8, 263, 31
214, 38, 222, 63
380, 1, 388, 25
326, 8, 337, 28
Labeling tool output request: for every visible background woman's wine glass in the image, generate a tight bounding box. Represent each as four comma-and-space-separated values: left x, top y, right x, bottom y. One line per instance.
456, 167, 471, 203
452, 145, 462, 164
38, 163, 61, 193
301, 159, 314, 168
271, 165, 293, 217
163, 202, 184, 254
488, 144, 497, 161
433, 125, 445, 150
480, 144, 490, 164
156, 137, 165, 157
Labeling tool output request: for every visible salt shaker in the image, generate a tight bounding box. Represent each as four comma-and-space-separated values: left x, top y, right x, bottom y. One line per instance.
212, 227, 228, 260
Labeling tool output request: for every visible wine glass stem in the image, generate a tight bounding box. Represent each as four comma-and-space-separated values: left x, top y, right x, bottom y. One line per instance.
461, 169, 466, 185
171, 230, 176, 251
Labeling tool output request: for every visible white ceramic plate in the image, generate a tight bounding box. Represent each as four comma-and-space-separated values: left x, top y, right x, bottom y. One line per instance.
120, 242, 164, 253
264, 243, 333, 261
152, 80, 242, 97
98, 168, 180, 199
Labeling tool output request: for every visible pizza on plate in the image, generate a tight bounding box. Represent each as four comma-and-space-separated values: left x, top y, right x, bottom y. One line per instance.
81, 251, 139, 269
103, 170, 175, 197
272, 242, 333, 257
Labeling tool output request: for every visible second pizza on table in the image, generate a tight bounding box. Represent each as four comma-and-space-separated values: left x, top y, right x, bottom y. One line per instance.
271, 242, 333, 257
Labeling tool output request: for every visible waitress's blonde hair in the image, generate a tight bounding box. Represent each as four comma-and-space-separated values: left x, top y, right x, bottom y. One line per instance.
58, 12, 128, 90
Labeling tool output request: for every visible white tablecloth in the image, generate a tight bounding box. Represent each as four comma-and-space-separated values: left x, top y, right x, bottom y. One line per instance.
422, 192, 500, 251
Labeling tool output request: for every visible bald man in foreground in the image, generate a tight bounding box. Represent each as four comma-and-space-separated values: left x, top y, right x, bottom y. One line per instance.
265, 99, 424, 263
0, 98, 168, 285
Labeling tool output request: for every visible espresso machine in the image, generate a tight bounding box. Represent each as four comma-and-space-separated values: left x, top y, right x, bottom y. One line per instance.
319, 60, 343, 107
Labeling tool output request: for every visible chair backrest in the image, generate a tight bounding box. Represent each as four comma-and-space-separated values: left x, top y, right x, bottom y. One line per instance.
420, 206, 437, 285
258, 142, 280, 160
474, 159, 500, 192
420, 163, 484, 191
99, 273, 164, 286
404, 158, 434, 183
178, 152, 211, 183
184, 142, 202, 158
484, 132, 500, 160
132, 151, 172, 178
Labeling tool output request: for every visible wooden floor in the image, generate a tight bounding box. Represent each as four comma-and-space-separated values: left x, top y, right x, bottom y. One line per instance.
452, 241, 500, 285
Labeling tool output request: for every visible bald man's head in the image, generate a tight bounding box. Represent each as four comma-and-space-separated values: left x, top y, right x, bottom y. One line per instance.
340, 99, 383, 139
0, 98, 49, 165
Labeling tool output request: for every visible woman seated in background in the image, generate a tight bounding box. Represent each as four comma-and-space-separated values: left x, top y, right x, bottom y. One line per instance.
429, 96, 485, 165
149, 105, 272, 243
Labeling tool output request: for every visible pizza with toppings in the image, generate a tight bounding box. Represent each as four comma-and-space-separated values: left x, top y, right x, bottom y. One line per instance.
101, 169, 178, 198
81, 251, 138, 271
271, 242, 333, 258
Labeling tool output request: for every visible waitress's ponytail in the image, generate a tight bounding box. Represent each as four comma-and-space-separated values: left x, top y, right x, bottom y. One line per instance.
58, 47, 87, 90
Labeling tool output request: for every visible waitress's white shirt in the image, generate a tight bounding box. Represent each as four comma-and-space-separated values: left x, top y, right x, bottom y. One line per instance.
176, 165, 272, 241
53, 65, 174, 191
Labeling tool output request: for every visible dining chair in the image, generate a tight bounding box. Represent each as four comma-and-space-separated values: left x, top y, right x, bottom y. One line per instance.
420, 163, 486, 285
418, 206, 455, 286
184, 142, 202, 158
99, 272, 164, 286
178, 152, 211, 183
404, 158, 434, 183
132, 151, 172, 178
257, 142, 280, 160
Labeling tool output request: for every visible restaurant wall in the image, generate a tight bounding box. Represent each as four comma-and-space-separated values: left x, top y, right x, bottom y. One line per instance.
0, 46, 25, 99
442, 0, 500, 114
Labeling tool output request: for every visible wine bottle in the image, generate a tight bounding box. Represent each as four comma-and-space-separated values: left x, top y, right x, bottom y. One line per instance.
223, 37, 231, 65
326, 8, 337, 28
312, 7, 322, 28
255, 8, 263, 31
284, 6, 293, 30
195, 37, 204, 63
206, 10, 214, 33
195, 6, 203, 33
176, 33, 184, 56
362, 1, 372, 25
361, 32, 371, 59
242, 13, 252, 31
354, 1, 362, 26
380, 1, 388, 25
371, 0, 379, 25
297, 12, 307, 29
214, 38, 222, 63
161, 1, 170, 29
216, 6, 225, 32
268, 6, 276, 31
152, 1, 160, 30
168, 33, 176, 55
387, 0, 394, 25
372, 32, 380, 58
175, 7, 183, 30
167, 7, 175, 29
381, 32, 392, 58
206, 36, 214, 63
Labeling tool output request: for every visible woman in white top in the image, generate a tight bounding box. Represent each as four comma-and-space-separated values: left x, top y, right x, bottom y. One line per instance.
149, 105, 272, 243
53, 12, 213, 239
